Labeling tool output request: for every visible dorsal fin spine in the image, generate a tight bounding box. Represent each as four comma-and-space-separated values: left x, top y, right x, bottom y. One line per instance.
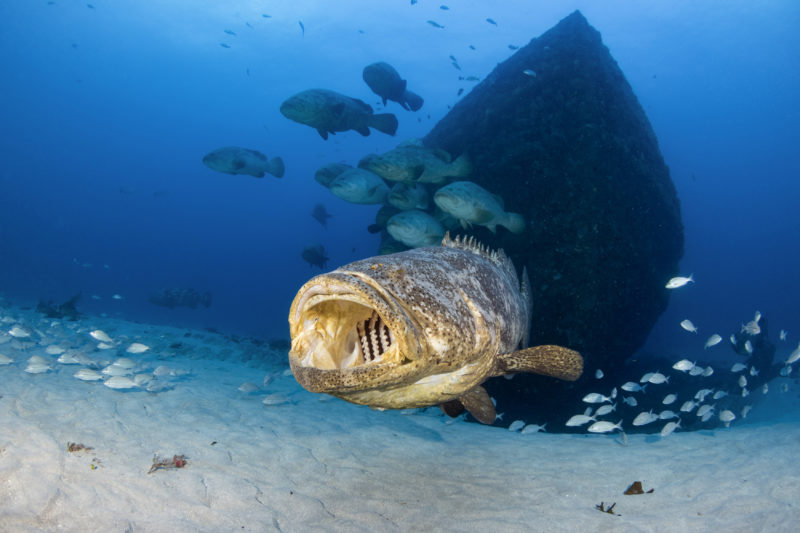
441, 231, 518, 279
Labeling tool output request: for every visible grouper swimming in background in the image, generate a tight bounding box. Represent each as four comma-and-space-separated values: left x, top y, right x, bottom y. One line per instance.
288, 233, 583, 424
280, 89, 398, 140
202, 146, 285, 178
362, 61, 424, 111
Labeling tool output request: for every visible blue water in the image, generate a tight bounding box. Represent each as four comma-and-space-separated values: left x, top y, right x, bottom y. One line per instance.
1, 0, 798, 356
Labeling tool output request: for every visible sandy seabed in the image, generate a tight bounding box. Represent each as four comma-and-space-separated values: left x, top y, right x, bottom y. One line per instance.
1, 311, 799, 533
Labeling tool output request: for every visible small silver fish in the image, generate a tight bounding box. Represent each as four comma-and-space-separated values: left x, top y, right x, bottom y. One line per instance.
102, 364, 131, 376
779, 329, 788, 341
582, 392, 612, 404
621, 381, 646, 393
744, 340, 753, 354
660, 420, 681, 437
741, 387, 749, 397
520, 423, 546, 434
702, 366, 714, 377
712, 390, 728, 400
639, 372, 654, 383
25, 362, 51, 374
741, 405, 752, 418
719, 410, 736, 424
762, 383, 768, 394
90, 329, 113, 343
680, 319, 698, 333
622, 396, 638, 407
522, 69, 537, 77
659, 410, 678, 420
632, 410, 658, 426
508, 420, 525, 432
679, 400, 696, 412
662, 393, 677, 405
74, 368, 103, 381
262, 393, 292, 406
704, 334, 722, 349
730, 362, 747, 373
749, 366, 759, 376
694, 388, 713, 402
672, 359, 695, 372
739, 376, 748, 390
238, 382, 260, 393
665, 274, 694, 289
648, 372, 669, 385
104, 376, 139, 389
8, 325, 31, 338
587, 420, 622, 433
688, 365, 705, 376
565, 414, 595, 427
741, 319, 761, 336
595, 403, 616, 416
57, 353, 80, 365
696, 404, 714, 417
595, 369, 604, 379
126, 342, 150, 354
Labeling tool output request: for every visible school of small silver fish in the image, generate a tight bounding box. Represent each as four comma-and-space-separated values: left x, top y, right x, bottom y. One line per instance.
555, 292, 797, 438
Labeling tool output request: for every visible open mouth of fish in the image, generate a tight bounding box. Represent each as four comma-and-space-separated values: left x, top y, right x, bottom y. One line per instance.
295, 298, 396, 369
288, 274, 421, 377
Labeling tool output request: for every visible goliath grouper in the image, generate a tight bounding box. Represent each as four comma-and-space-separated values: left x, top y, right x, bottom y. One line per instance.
280, 89, 398, 140
288, 233, 583, 424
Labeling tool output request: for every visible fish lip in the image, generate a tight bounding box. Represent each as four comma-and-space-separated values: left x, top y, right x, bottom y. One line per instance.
288, 272, 423, 391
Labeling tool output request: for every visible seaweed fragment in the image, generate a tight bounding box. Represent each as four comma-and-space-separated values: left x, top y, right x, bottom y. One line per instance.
148, 454, 188, 474
624, 481, 654, 495
67, 442, 94, 453
595, 501, 617, 515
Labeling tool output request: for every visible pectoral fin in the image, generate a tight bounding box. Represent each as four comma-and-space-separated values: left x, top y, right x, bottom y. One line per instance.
439, 399, 465, 418
496, 345, 583, 381
458, 385, 496, 424
473, 207, 495, 224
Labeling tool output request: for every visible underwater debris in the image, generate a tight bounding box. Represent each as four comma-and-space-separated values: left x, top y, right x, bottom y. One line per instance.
66, 442, 94, 453
595, 502, 617, 515
36, 293, 82, 320
624, 481, 654, 495
148, 454, 188, 474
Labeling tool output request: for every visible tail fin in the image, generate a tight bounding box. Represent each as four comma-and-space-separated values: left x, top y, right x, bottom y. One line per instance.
502, 212, 526, 234
403, 90, 424, 111
369, 113, 398, 136
267, 156, 285, 178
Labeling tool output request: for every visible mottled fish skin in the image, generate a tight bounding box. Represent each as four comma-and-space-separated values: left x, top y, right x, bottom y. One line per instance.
288, 234, 582, 423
